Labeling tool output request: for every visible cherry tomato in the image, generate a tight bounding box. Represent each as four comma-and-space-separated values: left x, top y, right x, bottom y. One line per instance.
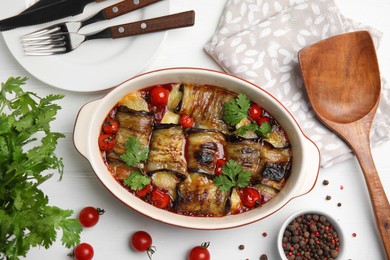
150, 86, 169, 106
98, 134, 115, 151
102, 118, 119, 134
135, 184, 153, 198
78, 206, 105, 228
180, 114, 194, 128
73, 243, 94, 260
248, 104, 262, 120
150, 189, 171, 209
257, 116, 270, 126
188, 242, 210, 260
214, 158, 226, 176
130, 231, 156, 259
240, 187, 261, 209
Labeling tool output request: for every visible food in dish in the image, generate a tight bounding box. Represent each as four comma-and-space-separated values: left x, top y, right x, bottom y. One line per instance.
98, 83, 292, 217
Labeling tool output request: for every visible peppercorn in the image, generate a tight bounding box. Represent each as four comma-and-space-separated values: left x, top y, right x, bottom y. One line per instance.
326, 195, 332, 200
323, 180, 329, 185
239, 244, 245, 250
259, 254, 268, 260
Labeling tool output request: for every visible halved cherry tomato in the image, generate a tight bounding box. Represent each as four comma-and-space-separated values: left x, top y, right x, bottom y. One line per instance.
248, 104, 262, 120
150, 86, 169, 106
98, 134, 116, 151
78, 206, 105, 228
257, 116, 270, 126
130, 231, 156, 259
240, 187, 261, 209
102, 118, 119, 134
214, 158, 226, 176
150, 189, 170, 209
188, 242, 210, 260
135, 184, 153, 198
73, 243, 94, 260
180, 114, 194, 128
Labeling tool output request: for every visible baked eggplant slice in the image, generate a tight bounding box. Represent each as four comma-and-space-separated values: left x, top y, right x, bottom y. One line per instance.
264, 124, 290, 148
146, 125, 187, 179
107, 159, 136, 181
176, 173, 229, 217
254, 184, 278, 203
258, 142, 292, 190
151, 171, 181, 201
225, 139, 262, 181
186, 129, 226, 176
107, 106, 154, 164
178, 84, 235, 132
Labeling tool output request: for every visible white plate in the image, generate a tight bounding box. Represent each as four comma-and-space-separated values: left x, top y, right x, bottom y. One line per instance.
0, 0, 170, 92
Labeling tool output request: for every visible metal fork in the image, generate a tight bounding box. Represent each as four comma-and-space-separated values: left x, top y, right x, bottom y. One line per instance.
22, 10, 195, 55
22, 0, 163, 39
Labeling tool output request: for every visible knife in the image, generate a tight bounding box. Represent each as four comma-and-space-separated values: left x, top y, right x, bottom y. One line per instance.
0, 0, 106, 31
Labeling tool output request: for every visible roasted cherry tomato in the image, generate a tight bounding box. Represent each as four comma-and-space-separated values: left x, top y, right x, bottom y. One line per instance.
248, 104, 262, 120
150, 189, 170, 209
130, 231, 156, 259
78, 206, 105, 228
180, 114, 194, 128
188, 242, 210, 260
240, 187, 261, 208
214, 158, 226, 176
135, 184, 153, 198
257, 116, 270, 126
150, 86, 169, 106
102, 118, 119, 134
98, 134, 115, 151
73, 243, 94, 260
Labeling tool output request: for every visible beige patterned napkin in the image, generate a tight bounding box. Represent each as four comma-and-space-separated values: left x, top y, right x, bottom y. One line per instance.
205, 0, 390, 167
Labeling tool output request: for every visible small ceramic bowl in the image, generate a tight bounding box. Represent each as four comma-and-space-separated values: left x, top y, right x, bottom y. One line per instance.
277, 209, 345, 259
73, 67, 320, 230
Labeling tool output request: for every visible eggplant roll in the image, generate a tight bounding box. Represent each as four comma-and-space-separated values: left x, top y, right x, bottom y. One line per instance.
225, 139, 262, 181
107, 159, 136, 181
107, 106, 154, 162
186, 129, 226, 176
151, 171, 180, 201
176, 173, 229, 217
259, 142, 292, 190
146, 125, 187, 179
179, 84, 235, 132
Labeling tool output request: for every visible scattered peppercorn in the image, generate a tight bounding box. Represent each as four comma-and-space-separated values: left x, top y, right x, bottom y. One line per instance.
326, 195, 332, 200
352, 233, 357, 237
337, 203, 342, 207
260, 254, 268, 260
281, 213, 341, 259
239, 244, 245, 250
322, 180, 329, 185
262, 232, 268, 237
340, 185, 344, 190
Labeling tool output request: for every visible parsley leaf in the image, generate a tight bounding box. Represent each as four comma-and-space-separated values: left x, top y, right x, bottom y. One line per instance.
214, 160, 251, 191
120, 135, 151, 190
234, 122, 272, 136
123, 171, 151, 190
0, 77, 81, 259
120, 136, 149, 167
223, 93, 251, 125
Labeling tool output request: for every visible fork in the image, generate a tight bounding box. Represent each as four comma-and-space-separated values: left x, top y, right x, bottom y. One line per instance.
22, 0, 163, 39
22, 10, 195, 55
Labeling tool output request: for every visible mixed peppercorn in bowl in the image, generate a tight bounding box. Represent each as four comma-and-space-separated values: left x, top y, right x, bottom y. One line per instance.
74, 68, 320, 229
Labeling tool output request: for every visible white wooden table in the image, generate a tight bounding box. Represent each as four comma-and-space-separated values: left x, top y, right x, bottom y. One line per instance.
1, 0, 389, 259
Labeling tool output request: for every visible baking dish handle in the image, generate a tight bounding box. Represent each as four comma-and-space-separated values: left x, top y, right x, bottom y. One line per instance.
73, 100, 100, 160
294, 138, 320, 197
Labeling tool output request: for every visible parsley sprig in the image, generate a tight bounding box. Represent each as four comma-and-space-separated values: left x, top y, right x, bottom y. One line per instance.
223, 93, 273, 136
0, 77, 82, 259
120, 136, 151, 190
223, 93, 251, 125
214, 160, 251, 191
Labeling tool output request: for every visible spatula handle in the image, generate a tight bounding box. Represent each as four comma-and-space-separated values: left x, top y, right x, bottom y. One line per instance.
110, 10, 195, 39
347, 122, 390, 259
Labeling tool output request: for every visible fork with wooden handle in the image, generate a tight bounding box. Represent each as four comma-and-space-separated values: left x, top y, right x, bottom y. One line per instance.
22, 10, 195, 55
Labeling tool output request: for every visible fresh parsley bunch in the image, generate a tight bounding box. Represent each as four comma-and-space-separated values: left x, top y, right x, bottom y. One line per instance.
0, 77, 81, 259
